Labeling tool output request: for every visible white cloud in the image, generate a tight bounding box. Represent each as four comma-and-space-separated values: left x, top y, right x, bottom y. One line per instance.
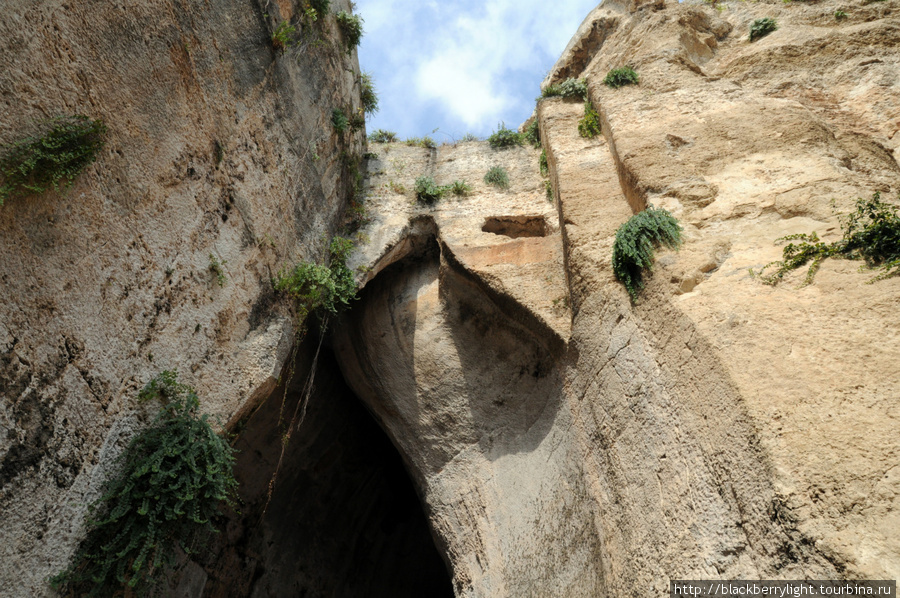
415, 50, 510, 130
355, 0, 600, 137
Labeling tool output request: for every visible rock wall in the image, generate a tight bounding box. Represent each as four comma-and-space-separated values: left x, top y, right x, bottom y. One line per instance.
0, 0, 364, 594
556, 0, 900, 586
331, 141, 600, 597
332, 0, 900, 595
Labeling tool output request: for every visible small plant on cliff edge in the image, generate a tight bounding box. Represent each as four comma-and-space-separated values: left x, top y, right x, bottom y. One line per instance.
406, 136, 436, 149
539, 149, 549, 177
523, 119, 541, 149
749, 17, 777, 41
360, 71, 379, 116
0, 115, 106, 206
332, 108, 349, 133
50, 371, 237, 597
488, 122, 524, 149
834, 10, 847, 19
578, 101, 602, 138
271, 20, 296, 51
612, 206, 683, 301
335, 11, 364, 53
368, 129, 397, 143
751, 192, 900, 286
603, 67, 639, 89
484, 166, 510, 190
541, 77, 588, 100
274, 236, 357, 322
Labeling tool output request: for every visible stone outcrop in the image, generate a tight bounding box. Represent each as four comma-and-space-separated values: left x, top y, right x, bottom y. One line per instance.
329, 0, 899, 594
0, 0, 364, 594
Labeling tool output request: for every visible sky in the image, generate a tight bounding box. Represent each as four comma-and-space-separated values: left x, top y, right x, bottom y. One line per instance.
354, 0, 600, 141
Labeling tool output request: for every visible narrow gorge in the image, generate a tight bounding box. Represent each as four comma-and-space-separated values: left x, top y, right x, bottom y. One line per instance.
0, 0, 898, 596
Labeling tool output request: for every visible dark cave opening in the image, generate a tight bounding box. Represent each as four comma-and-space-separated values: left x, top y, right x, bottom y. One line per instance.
198, 332, 454, 598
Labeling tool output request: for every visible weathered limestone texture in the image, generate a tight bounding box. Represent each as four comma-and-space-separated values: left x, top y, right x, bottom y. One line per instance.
333, 0, 899, 595
0, 0, 362, 594
553, 0, 900, 586
334, 142, 597, 597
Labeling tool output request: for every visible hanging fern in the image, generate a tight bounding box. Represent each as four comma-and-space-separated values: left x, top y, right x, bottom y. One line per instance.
752, 192, 900, 286
612, 206, 683, 301
50, 371, 237, 597
274, 236, 357, 323
0, 115, 106, 205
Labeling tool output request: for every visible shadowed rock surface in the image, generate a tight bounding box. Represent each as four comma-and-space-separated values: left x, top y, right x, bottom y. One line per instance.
195, 336, 454, 597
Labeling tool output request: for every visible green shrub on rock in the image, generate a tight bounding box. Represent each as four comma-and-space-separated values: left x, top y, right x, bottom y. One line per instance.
749, 18, 777, 41
483, 166, 510, 189
335, 11, 363, 53
332, 108, 349, 133
307, 0, 331, 13
275, 236, 357, 321
523, 120, 541, 148
578, 102, 602, 138
542, 77, 588, 100
0, 115, 106, 205
449, 180, 472, 197
415, 176, 444, 204
603, 67, 639, 89
488, 123, 523, 149
360, 72, 379, 116
50, 371, 237, 597
271, 20, 296, 51
752, 192, 900, 286
612, 206, 683, 301
413, 177, 472, 203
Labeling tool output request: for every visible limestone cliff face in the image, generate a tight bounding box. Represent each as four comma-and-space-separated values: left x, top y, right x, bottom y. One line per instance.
0, 0, 363, 594
333, 0, 900, 595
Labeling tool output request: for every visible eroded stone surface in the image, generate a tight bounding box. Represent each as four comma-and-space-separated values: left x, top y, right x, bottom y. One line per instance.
0, 0, 363, 594
334, 0, 899, 594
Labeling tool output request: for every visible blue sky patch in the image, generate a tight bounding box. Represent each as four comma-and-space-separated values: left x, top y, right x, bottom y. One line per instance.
356, 0, 600, 140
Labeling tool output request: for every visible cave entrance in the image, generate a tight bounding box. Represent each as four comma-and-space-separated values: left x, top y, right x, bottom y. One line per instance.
199, 331, 454, 598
